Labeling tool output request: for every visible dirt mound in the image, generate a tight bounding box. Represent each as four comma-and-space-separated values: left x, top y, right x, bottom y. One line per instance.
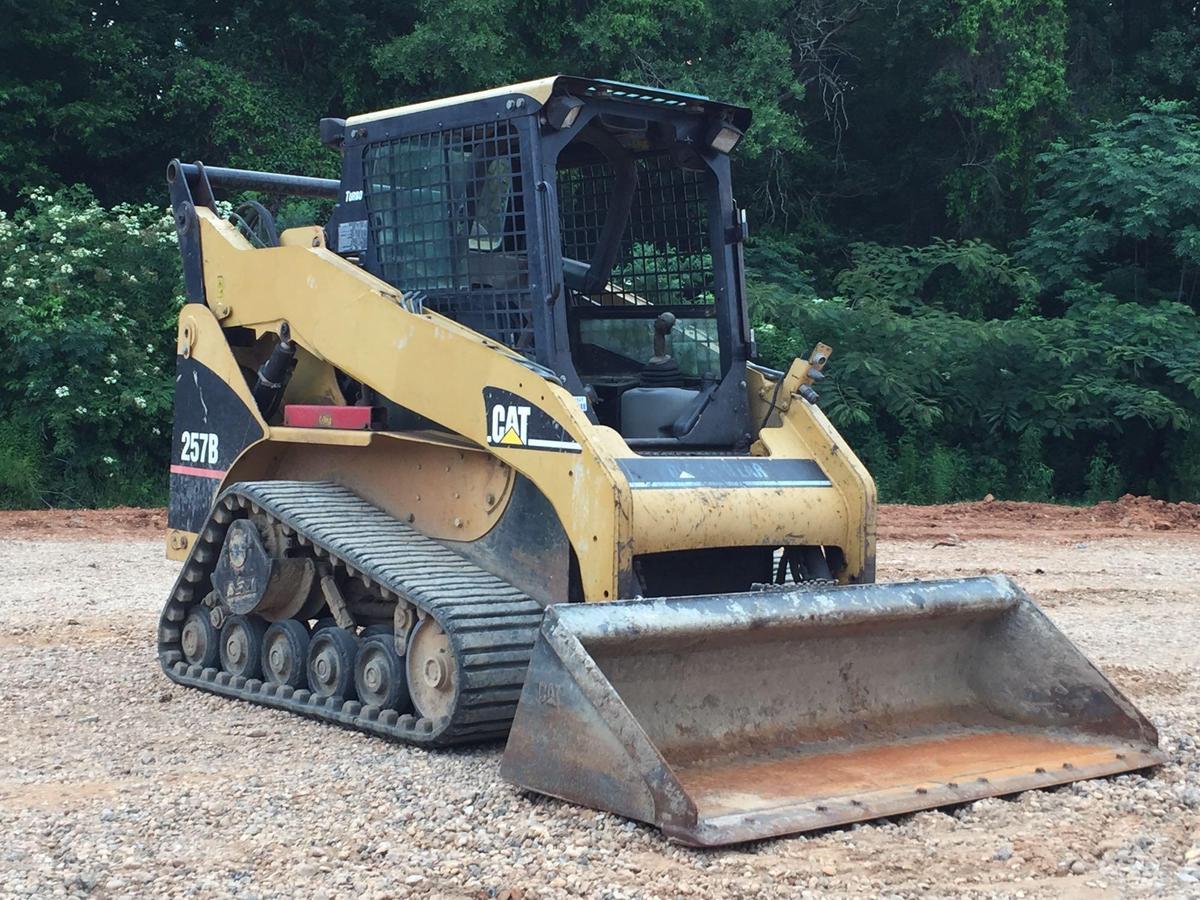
881, 494, 1200, 542
0, 507, 165, 540
1090, 493, 1200, 530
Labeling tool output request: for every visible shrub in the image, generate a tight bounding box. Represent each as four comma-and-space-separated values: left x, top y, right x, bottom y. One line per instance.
0, 186, 182, 507
750, 283, 1200, 503
834, 239, 1039, 318
1084, 445, 1124, 503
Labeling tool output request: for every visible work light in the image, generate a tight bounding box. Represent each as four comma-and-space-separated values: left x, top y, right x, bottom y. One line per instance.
705, 120, 743, 154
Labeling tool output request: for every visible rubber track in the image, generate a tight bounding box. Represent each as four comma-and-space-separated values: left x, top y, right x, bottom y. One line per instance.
156, 481, 545, 745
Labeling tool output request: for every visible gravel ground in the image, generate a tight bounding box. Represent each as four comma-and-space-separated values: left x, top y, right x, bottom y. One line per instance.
0, 523, 1197, 899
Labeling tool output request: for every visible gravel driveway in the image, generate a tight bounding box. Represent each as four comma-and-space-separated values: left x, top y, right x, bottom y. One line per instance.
0, 510, 1197, 898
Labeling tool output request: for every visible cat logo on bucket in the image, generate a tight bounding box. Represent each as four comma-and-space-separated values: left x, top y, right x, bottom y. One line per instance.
483, 387, 581, 453
491, 403, 532, 447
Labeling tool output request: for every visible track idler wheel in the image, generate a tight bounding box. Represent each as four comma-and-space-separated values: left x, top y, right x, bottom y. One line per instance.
181, 605, 220, 668
212, 518, 319, 622
261, 620, 311, 688
312, 617, 338, 636
306, 628, 359, 700
355, 632, 412, 712
406, 617, 457, 721
219, 614, 268, 679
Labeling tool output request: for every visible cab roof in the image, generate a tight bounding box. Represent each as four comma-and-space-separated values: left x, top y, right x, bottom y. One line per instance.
346, 75, 752, 130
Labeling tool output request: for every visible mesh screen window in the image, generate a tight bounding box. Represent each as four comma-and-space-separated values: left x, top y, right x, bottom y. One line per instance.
558, 154, 715, 308
559, 154, 720, 375
364, 122, 534, 351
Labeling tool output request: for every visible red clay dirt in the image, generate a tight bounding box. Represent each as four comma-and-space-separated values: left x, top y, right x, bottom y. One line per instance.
0, 493, 1196, 543
881, 494, 1200, 542
0, 507, 166, 541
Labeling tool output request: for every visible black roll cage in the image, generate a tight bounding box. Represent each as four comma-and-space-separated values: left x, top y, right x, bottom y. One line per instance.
167, 78, 755, 449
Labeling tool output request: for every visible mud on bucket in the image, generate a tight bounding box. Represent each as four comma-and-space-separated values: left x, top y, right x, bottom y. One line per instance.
499, 575, 1162, 846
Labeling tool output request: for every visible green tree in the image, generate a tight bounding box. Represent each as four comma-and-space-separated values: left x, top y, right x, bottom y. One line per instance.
1017, 101, 1200, 307
833, 238, 1038, 317
0, 1, 186, 205
5, 0, 1200, 507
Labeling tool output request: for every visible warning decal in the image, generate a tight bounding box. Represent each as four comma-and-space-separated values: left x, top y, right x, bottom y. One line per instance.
616, 456, 831, 490
483, 387, 581, 453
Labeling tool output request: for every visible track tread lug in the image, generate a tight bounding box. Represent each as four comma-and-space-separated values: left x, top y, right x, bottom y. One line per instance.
157, 480, 544, 745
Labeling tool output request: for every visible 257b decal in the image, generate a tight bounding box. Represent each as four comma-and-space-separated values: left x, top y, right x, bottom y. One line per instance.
179, 430, 220, 465
483, 387, 580, 453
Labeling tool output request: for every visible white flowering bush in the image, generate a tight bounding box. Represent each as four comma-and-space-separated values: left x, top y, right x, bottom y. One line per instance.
0, 186, 183, 506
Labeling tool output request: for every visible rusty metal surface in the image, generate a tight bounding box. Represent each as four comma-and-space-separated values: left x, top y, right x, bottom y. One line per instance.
672, 731, 1161, 845
500, 575, 1164, 846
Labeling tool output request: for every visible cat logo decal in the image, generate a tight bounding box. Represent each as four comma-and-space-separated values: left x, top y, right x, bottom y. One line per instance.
483, 387, 580, 453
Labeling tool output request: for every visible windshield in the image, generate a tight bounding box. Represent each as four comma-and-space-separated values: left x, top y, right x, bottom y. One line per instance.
559, 151, 721, 379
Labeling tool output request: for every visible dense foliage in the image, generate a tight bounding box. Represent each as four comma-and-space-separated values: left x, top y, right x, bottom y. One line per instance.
0, 189, 182, 506
750, 98, 1200, 501
1, 1, 1199, 505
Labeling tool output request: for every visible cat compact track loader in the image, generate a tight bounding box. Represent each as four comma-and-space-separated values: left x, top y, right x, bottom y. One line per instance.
157, 76, 1162, 846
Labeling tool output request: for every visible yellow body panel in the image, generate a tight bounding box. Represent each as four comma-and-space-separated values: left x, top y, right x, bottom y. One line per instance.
179, 208, 875, 600
229, 431, 516, 542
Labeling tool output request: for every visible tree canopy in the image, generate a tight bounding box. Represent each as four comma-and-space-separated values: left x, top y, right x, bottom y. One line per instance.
2, 0, 1199, 505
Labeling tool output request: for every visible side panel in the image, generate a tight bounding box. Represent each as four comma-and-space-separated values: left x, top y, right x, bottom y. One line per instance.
224, 434, 568, 605
446, 473, 573, 605
226, 434, 515, 543
167, 308, 266, 556
168, 356, 263, 534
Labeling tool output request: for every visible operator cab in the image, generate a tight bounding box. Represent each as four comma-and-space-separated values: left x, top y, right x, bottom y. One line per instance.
326, 76, 754, 448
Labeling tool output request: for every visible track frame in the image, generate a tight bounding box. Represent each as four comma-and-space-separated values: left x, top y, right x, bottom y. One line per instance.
158, 480, 544, 745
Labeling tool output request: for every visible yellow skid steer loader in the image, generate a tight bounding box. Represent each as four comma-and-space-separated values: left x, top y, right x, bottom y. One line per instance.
156, 76, 1161, 846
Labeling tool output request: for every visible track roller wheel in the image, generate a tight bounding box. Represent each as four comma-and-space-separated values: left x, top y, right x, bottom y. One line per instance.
307, 628, 358, 700
355, 633, 412, 712
261, 620, 310, 688
360, 624, 394, 640
220, 615, 268, 679
181, 606, 220, 668
312, 617, 337, 636
406, 617, 457, 721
